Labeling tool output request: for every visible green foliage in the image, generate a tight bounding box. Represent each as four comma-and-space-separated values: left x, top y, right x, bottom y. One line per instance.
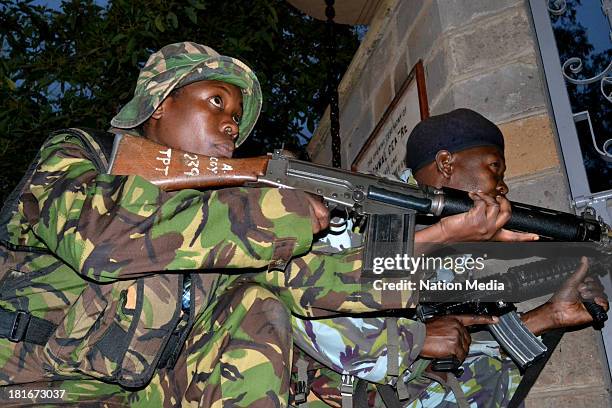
0, 0, 360, 199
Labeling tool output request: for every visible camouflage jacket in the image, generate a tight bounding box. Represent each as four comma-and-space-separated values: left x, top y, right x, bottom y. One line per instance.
0, 129, 315, 388
0, 129, 422, 390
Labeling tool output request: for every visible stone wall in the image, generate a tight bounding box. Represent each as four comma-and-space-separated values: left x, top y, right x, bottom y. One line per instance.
307, 0, 611, 405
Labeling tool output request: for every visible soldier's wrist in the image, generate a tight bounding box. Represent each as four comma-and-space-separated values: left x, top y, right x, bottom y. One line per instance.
520, 303, 557, 336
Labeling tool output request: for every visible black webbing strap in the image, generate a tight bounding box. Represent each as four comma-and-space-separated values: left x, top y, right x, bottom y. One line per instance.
353, 380, 403, 408
352, 379, 369, 408
157, 330, 182, 369
0, 308, 56, 346
157, 311, 192, 370
508, 329, 564, 408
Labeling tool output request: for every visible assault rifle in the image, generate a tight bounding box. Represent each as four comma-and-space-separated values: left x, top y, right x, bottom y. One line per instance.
109, 133, 610, 370
416, 255, 609, 371
109, 133, 611, 247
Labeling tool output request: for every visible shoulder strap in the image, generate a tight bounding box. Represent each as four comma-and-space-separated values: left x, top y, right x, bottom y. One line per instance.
0, 128, 116, 244
60, 127, 116, 173
0, 146, 45, 243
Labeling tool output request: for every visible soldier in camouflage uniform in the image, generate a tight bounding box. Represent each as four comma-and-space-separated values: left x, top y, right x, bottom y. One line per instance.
0, 42, 496, 407
288, 109, 609, 408
1, 41, 604, 408
0, 42, 379, 407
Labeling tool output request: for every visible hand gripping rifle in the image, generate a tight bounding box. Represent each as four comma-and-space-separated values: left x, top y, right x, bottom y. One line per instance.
416, 255, 609, 372
109, 133, 610, 370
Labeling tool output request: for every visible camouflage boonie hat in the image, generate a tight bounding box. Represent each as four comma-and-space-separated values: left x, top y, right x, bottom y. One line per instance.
111, 41, 262, 147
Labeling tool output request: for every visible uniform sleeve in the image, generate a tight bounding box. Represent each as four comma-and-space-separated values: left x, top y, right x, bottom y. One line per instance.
252, 245, 419, 317
22, 132, 314, 282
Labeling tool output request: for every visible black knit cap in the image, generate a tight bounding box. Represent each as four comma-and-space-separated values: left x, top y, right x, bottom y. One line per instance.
405, 108, 504, 171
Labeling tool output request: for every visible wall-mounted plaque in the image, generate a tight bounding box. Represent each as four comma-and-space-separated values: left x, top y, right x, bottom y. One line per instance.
351, 60, 429, 175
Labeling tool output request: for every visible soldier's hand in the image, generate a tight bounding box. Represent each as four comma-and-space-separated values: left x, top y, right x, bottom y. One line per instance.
523, 257, 609, 334
419, 314, 499, 363
437, 193, 538, 242
490, 195, 539, 241
304, 193, 330, 234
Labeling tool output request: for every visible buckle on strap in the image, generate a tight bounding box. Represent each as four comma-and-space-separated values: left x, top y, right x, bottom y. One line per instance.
294, 357, 309, 404
340, 374, 355, 396
9, 311, 31, 342
294, 380, 308, 404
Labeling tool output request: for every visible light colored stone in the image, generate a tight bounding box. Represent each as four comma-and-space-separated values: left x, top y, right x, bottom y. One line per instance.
363, 28, 397, 99
373, 75, 393, 124
425, 46, 450, 104
527, 329, 607, 390
347, 107, 374, 165
406, 0, 442, 62
447, 8, 535, 77
310, 127, 332, 165
435, 0, 522, 31
499, 113, 560, 179
429, 86, 455, 115
506, 168, 570, 211
525, 390, 611, 408
394, 0, 426, 40
339, 87, 366, 138
393, 49, 409, 96
451, 62, 546, 123
307, 107, 330, 164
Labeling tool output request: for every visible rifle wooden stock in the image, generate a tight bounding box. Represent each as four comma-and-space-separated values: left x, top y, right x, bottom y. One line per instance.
108, 133, 269, 190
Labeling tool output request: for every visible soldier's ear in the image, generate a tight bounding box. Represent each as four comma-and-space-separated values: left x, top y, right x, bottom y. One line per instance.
435, 150, 454, 179
150, 98, 169, 120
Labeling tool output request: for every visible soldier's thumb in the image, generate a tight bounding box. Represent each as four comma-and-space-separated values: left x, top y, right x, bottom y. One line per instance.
565, 256, 590, 287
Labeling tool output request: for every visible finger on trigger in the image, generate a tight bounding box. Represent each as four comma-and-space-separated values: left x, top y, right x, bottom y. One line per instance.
457, 314, 498, 326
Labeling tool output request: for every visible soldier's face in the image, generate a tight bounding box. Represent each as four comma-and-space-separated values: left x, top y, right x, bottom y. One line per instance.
445, 146, 509, 197
147, 80, 243, 157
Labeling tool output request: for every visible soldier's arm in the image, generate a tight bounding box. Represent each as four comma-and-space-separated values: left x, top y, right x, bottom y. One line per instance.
24, 132, 314, 282
251, 245, 420, 317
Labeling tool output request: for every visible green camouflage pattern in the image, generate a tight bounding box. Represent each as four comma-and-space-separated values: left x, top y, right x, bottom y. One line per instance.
400, 348, 522, 408
281, 193, 524, 407
110, 42, 262, 147
292, 316, 425, 382
0, 129, 422, 406
0, 283, 294, 407
289, 339, 521, 408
